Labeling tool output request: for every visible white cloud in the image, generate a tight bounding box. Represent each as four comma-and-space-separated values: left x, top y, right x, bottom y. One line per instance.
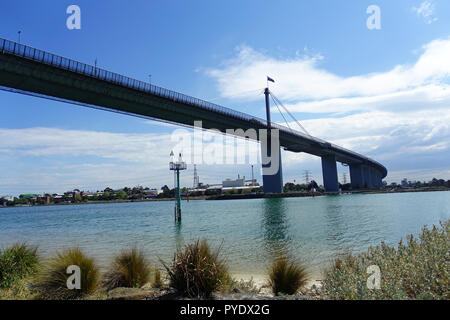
0, 127, 167, 163
413, 1, 438, 24
205, 37, 450, 183
207, 38, 450, 104
3, 36, 450, 194
0, 126, 264, 194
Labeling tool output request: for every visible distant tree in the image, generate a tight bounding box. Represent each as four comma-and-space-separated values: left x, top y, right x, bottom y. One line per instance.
74, 194, 82, 203
160, 185, 171, 198
14, 197, 28, 205
340, 183, 351, 191
308, 180, 319, 191
117, 190, 127, 200
284, 182, 295, 192
102, 191, 110, 200
205, 189, 221, 196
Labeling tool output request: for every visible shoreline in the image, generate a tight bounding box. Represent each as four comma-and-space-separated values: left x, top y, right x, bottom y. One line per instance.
2, 188, 449, 209
232, 273, 323, 292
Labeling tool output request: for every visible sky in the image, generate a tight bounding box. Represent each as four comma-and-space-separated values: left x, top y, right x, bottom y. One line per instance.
0, 0, 449, 195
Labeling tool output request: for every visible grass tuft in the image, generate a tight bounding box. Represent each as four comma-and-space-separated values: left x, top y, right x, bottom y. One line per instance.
162, 239, 229, 298
102, 247, 151, 290
153, 268, 163, 289
36, 247, 99, 299
268, 257, 309, 296
0, 243, 39, 289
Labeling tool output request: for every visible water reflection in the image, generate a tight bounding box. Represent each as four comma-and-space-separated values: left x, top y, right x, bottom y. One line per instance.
173, 222, 184, 251
323, 200, 346, 239
261, 198, 291, 260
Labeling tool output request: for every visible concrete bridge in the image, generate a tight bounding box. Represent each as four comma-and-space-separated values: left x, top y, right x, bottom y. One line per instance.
0, 38, 387, 193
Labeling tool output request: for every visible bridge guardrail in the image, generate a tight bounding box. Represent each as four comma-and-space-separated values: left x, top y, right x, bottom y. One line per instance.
0, 38, 386, 173
0, 38, 307, 134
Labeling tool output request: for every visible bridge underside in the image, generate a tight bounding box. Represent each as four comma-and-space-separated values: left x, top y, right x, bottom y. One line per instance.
0, 45, 387, 193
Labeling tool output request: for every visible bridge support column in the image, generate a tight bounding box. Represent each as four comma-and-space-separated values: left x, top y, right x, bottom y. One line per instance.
321, 155, 339, 192
349, 164, 364, 189
261, 146, 284, 194
261, 87, 283, 194
371, 169, 382, 188
363, 166, 373, 188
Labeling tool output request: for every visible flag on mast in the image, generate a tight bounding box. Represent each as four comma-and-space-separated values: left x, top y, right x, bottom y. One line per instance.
267, 76, 275, 83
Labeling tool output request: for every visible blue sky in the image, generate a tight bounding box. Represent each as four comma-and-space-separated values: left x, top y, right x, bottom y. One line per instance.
1, 0, 450, 195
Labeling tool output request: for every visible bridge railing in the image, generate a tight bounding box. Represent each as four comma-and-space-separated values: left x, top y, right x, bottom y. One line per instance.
0, 38, 314, 139
0, 38, 386, 172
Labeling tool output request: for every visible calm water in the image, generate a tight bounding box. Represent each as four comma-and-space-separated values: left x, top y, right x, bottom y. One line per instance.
0, 192, 449, 280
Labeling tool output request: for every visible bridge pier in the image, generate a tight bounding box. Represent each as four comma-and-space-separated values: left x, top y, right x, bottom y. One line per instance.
260, 87, 284, 194
321, 155, 339, 192
261, 146, 284, 194
371, 169, 382, 188
363, 166, 373, 188
349, 164, 364, 189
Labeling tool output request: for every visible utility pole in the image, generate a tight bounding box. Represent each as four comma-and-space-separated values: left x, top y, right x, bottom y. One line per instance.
303, 170, 312, 185
169, 151, 186, 222
193, 164, 199, 188
18, 31, 22, 44
251, 165, 255, 186
342, 172, 348, 185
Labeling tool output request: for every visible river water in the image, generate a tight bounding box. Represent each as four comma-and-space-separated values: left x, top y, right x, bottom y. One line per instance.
1, 191, 449, 280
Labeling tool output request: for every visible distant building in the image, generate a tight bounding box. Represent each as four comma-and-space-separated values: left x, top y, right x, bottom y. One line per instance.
144, 189, 162, 198
223, 176, 245, 188
19, 194, 39, 200
401, 178, 409, 187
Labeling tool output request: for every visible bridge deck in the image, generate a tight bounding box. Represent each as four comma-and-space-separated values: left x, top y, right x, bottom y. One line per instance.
0, 38, 387, 178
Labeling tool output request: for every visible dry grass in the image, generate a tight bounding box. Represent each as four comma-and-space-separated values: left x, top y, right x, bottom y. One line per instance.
102, 247, 151, 291
153, 268, 163, 289
268, 257, 309, 295
162, 239, 229, 298
36, 248, 99, 300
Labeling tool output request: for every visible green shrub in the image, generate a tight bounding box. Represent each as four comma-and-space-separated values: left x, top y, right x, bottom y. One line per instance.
323, 220, 450, 300
0, 278, 37, 300
102, 247, 151, 290
162, 239, 229, 298
268, 257, 308, 295
36, 248, 99, 299
0, 243, 39, 288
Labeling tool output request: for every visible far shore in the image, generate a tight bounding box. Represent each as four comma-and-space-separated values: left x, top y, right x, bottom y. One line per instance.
1, 187, 449, 209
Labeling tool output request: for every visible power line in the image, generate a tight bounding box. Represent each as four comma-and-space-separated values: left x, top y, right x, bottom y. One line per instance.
193, 164, 199, 188
303, 170, 312, 184
342, 172, 348, 184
